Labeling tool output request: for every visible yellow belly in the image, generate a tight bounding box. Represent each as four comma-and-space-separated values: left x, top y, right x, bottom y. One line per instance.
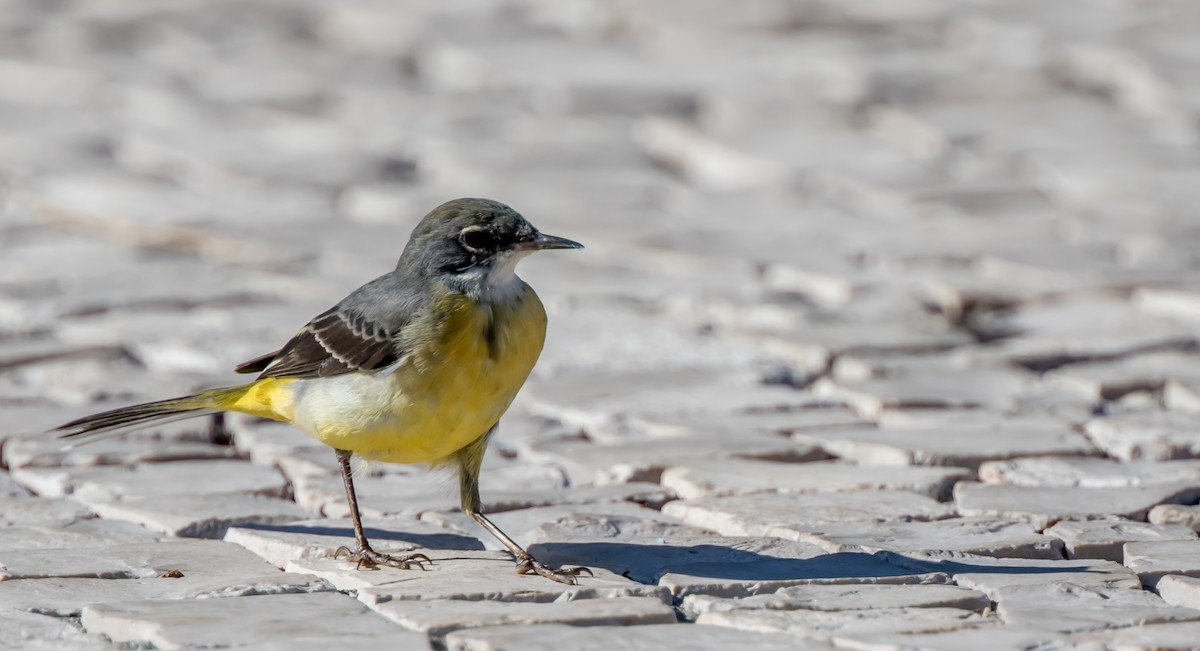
283, 287, 546, 465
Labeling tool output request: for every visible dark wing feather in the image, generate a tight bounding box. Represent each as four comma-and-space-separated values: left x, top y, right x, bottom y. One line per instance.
234, 350, 279, 374
253, 307, 400, 379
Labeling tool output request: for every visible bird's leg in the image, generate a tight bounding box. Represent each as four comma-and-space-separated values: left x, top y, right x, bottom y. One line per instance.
332, 449, 430, 570
456, 430, 592, 585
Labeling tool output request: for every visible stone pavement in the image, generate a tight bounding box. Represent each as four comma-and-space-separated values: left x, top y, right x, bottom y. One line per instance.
3, 0, 1200, 649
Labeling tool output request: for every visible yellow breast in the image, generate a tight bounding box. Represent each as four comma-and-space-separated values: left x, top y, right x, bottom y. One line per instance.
287, 284, 547, 465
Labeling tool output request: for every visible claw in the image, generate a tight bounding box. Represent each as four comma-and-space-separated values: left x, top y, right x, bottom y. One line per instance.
334, 545, 432, 571
515, 553, 593, 585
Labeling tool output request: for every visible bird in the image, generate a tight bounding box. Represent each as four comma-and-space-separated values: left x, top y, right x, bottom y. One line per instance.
54, 198, 590, 584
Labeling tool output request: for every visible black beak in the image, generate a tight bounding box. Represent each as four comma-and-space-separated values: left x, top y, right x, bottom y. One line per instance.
522, 232, 584, 251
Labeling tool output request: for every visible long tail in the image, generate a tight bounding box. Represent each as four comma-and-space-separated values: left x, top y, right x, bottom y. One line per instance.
53, 386, 248, 443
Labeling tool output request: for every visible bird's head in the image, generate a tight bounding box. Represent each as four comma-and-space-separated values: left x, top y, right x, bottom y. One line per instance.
399, 198, 582, 295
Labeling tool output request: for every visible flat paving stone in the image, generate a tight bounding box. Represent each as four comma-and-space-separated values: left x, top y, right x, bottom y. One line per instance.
1149, 504, 1200, 531
444, 622, 822, 651
1156, 574, 1200, 610
0, 572, 333, 617
977, 456, 1200, 487
81, 592, 429, 650
11, 459, 288, 501
226, 517, 486, 568
661, 490, 955, 538
660, 459, 970, 500
697, 606, 985, 638
794, 421, 1094, 470
290, 552, 669, 604
77, 493, 308, 538
3, 434, 238, 469
1084, 412, 1200, 463
1044, 520, 1197, 562
1123, 540, 1200, 588
833, 626, 1058, 651
681, 583, 990, 618
888, 554, 1142, 597
521, 434, 825, 485
0, 539, 280, 581
993, 581, 1200, 633
808, 517, 1063, 560
370, 596, 676, 639
954, 481, 1200, 530
0, 608, 106, 650
0, 497, 94, 528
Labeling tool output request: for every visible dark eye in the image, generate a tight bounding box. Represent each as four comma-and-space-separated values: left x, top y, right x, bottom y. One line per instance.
459, 227, 494, 253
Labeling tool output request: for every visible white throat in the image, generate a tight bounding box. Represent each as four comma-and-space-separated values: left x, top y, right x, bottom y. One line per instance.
461, 250, 533, 303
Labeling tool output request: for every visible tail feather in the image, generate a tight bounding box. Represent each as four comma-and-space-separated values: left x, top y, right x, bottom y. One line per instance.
53, 386, 246, 443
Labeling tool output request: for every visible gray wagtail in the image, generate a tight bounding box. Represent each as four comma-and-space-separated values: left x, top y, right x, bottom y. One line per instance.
54, 198, 590, 583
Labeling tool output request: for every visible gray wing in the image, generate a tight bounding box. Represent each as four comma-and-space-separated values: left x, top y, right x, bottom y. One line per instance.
235, 273, 426, 380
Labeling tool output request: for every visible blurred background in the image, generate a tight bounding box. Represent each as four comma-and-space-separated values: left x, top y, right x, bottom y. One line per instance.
2, 0, 1200, 444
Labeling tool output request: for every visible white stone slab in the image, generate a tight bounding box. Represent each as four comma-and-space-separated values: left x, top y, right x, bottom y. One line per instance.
834, 626, 1062, 650
1044, 520, 1197, 561
0, 472, 30, 497
0, 572, 332, 616
681, 583, 990, 618
660, 459, 970, 500
0, 608, 104, 650
371, 596, 676, 638
1157, 575, 1200, 609
292, 552, 669, 603
444, 622, 818, 651
1084, 411, 1200, 462
978, 456, 1200, 487
809, 517, 1062, 559
994, 581, 1200, 632
521, 434, 824, 485
0, 539, 280, 581
661, 491, 955, 538
81, 592, 427, 649
954, 480, 1200, 529
225, 516, 486, 568
3, 434, 238, 469
698, 606, 984, 638
76, 493, 307, 538
794, 421, 1092, 470
0, 497, 94, 528
1124, 540, 1200, 588
1149, 504, 1200, 531
887, 554, 1141, 597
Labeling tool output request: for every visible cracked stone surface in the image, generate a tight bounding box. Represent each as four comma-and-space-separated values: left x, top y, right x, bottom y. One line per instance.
5, 0, 1200, 647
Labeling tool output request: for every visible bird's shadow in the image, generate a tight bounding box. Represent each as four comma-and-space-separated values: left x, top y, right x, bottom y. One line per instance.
527, 541, 1111, 587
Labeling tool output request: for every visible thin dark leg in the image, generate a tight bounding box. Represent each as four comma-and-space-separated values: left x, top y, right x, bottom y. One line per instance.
456, 428, 591, 585
332, 448, 430, 570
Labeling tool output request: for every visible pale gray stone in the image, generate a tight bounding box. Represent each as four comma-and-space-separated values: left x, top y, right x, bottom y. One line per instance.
445, 622, 817, 651
1164, 378, 1200, 413
370, 596, 676, 638
0, 497, 93, 528
0, 573, 332, 617
0, 539, 280, 581
0, 472, 30, 497
77, 493, 308, 538
977, 456, 1200, 487
521, 434, 824, 485
795, 421, 1094, 470
1083, 412, 1200, 462
697, 606, 985, 638
812, 365, 1037, 415
226, 516, 485, 568
81, 592, 428, 649
994, 581, 1200, 633
11, 459, 288, 500
1044, 520, 1197, 561
631, 405, 869, 438
682, 583, 990, 618
889, 554, 1142, 597
3, 434, 238, 469
423, 501, 688, 551
809, 518, 1063, 560
659, 557, 951, 600
1149, 504, 1200, 532
0, 608, 106, 650
1103, 622, 1200, 651
954, 481, 1200, 529
291, 551, 668, 603
1156, 575, 1200, 610
660, 459, 970, 500
0, 523, 160, 551
1123, 540, 1200, 588
661, 491, 955, 538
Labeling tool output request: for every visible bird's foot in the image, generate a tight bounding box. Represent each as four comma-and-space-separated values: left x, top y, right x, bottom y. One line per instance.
515, 552, 593, 585
334, 545, 432, 571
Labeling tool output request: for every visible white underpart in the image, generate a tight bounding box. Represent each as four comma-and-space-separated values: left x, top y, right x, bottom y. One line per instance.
461, 249, 533, 303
